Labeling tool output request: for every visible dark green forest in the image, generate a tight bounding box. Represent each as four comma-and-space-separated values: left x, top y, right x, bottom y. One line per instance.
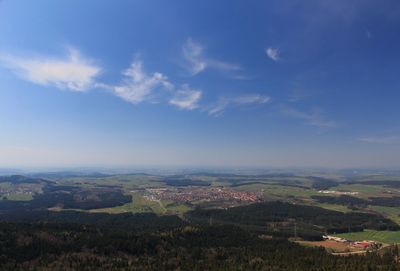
0, 201, 399, 270
1, 221, 400, 271
186, 201, 400, 239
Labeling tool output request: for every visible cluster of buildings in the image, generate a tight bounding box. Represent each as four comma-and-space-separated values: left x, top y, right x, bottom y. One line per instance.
323, 235, 381, 250
143, 187, 262, 203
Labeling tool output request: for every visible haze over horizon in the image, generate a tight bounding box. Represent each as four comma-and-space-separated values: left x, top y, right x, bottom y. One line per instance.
1, 0, 400, 168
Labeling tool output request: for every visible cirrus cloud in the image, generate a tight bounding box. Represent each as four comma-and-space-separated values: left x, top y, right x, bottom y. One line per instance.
208, 94, 271, 116
1, 47, 273, 116
112, 59, 173, 104
358, 136, 399, 144
1, 48, 101, 91
169, 84, 202, 110
182, 38, 241, 75
281, 106, 336, 129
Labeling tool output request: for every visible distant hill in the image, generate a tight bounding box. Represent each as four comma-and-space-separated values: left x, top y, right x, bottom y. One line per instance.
29, 171, 112, 179
0, 175, 53, 184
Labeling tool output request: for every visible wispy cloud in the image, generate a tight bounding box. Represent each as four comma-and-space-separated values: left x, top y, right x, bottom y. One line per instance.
1, 47, 203, 111
358, 136, 399, 144
282, 107, 336, 129
112, 59, 202, 110
182, 38, 241, 75
182, 39, 207, 75
169, 84, 202, 110
2, 47, 271, 115
112, 59, 173, 104
1, 48, 101, 91
266, 47, 280, 62
208, 94, 271, 116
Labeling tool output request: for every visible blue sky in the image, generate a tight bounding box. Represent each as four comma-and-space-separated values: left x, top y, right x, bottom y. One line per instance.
0, 0, 400, 168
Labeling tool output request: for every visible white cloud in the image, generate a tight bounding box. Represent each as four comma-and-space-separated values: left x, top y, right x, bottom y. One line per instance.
233, 94, 271, 105
266, 47, 280, 62
359, 136, 399, 144
2, 47, 271, 116
282, 107, 336, 129
182, 38, 241, 75
112, 59, 203, 110
207, 59, 241, 72
1, 48, 101, 91
182, 38, 208, 75
209, 94, 271, 116
169, 84, 202, 110
113, 59, 173, 104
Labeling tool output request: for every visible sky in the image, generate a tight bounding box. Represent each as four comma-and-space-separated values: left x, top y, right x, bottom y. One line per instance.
0, 0, 400, 169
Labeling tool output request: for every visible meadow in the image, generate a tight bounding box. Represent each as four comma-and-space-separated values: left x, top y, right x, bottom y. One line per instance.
336, 230, 400, 244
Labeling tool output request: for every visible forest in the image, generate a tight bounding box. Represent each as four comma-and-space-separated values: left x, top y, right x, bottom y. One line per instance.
1, 221, 400, 271
0, 187, 132, 210
186, 201, 400, 239
312, 195, 400, 208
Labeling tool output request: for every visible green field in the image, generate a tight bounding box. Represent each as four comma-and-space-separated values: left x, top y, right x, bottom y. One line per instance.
88, 192, 192, 215
315, 203, 352, 213
336, 230, 400, 244
235, 183, 318, 198
334, 184, 388, 198
368, 205, 400, 225
2, 193, 33, 201
89, 193, 166, 214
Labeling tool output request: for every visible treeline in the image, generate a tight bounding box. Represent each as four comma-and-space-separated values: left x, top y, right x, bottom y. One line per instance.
313, 195, 400, 207
344, 180, 400, 188
230, 181, 310, 190
0, 175, 52, 184
0, 210, 185, 232
0, 189, 132, 210
33, 190, 132, 210
312, 195, 369, 207
0, 175, 132, 210
370, 197, 400, 207
310, 177, 339, 190
0, 222, 399, 271
222, 177, 303, 186
162, 178, 211, 187
186, 201, 400, 240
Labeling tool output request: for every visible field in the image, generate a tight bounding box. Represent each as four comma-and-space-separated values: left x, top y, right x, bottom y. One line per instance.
336, 230, 400, 244
89, 192, 193, 214
315, 203, 352, 212
89, 193, 166, 214
369, 205, 400, 225
3, 193, 33, 201
334, 184, 389, 199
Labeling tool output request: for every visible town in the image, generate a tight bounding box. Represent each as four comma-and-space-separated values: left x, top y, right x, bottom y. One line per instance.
142, 186, 263, 203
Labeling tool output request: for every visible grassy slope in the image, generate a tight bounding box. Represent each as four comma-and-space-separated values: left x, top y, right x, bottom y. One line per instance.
88, 193, 192, 215
89, 193, 165, 214
369, 205, 400, 225
336, 230, 400, 244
